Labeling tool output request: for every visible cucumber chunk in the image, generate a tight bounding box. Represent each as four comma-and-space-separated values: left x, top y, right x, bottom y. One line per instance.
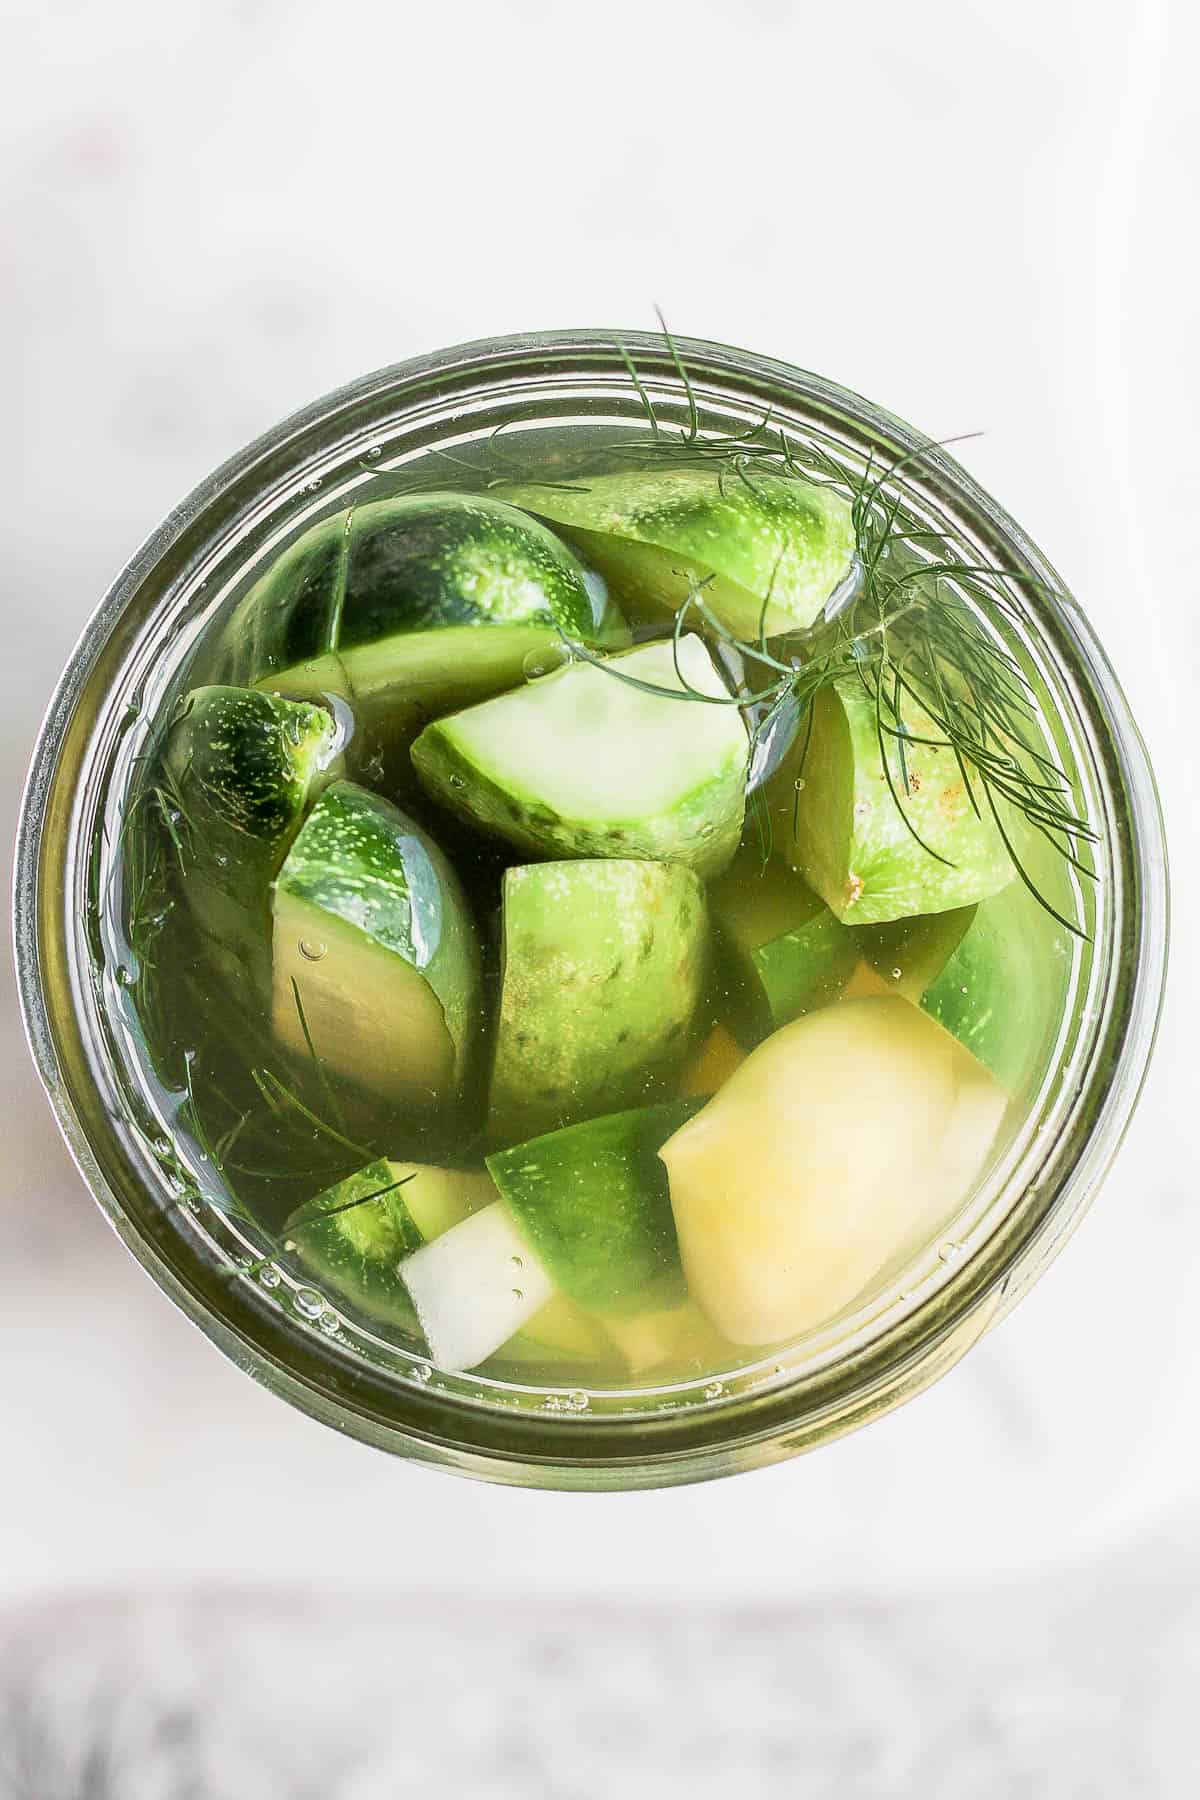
919, 894, 1057, 1090
402, 1199, 557, 1372
858, 906, 976, 1000
284, 1158, 492, 1320
411, 636, 749, 877
273, 781, 481, 1110
499, 466, 855, 639
163, 685, 338, 984
486, 1103, 694, 1316
859, 891, 1056, 1088
766, 677, 1015, 923
489, 860, 709, 1142
211, 493, 624, 778
710, 851, 856, 1034
661, 996, 1007, 1345
221, 490, 606, 675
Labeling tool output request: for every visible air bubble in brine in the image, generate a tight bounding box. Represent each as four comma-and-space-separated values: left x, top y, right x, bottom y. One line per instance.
522, 644, 570, 682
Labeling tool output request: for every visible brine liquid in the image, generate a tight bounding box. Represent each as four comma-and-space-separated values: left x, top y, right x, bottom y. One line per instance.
118, 434, 1073, 1389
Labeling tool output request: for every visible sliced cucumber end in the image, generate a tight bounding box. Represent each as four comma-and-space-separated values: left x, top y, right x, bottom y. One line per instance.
402, 1200, 556, 1373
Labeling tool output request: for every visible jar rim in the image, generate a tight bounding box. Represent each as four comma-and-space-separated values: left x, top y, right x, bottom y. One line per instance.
12, 328, 1170, 1489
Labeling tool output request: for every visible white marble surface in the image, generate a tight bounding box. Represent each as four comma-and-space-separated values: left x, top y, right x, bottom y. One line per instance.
3, 1561, 1198, 1795
1, 0, 1197, 1706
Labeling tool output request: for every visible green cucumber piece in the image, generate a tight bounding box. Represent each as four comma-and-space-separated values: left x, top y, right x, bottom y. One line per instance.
284, 1158, 492, 1321
709, 851, 856, 1033
489, 860, 709, 1142
486, 1103, 695, 1316
213, 493, 624, 763
163, 685, 338, 984
857, 906, 976, 1001
411, 636, 749, 877
499, 466, 855, 639
919, 893, 1057, 1090
768, 677, 1014, 923
273, 781, 481, 1110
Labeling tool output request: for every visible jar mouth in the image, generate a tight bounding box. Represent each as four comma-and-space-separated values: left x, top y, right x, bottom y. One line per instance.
12, 329, 1169, 1489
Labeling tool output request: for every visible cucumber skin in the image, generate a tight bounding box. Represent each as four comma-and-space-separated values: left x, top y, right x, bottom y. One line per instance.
285, 1159, 492, 1324
710, 855, 857, 1036
285, 1159, 424, 1321
488, 861, 709, 1143
498, 467, 855, 635
276, 782, 481, 1087
857, 907, 976, 1002
919, 901, 1048, 1090
213, 493, 603, 685
748, 913, 858, 1029
486, 1102, 699, 1316
163, 686, 338, 983
774, 678, 1015, 924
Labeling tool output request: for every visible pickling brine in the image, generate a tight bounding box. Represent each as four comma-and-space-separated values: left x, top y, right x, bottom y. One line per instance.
119, 398, 1087, 1388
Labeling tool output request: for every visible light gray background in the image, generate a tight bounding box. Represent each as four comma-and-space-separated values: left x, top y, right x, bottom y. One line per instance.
1, 0, 1197, 1788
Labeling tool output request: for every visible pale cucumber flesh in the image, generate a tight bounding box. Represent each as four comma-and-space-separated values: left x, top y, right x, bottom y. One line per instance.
488, 859, 709, 1142
662, 997, 1006, 1345
402, 1200, 556, 1372
273, 782, 481, 1109
410, 635, 749, 877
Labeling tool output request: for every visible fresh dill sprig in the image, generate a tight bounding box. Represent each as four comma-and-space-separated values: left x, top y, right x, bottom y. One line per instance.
285, 1170, 417, 1237
250, 1066, 373, 1160
531, 332, 1097, 937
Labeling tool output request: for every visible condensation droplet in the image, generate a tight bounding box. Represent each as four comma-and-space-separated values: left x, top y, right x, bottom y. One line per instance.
259, 1266, 281, 1290
772, 1364, 786, 1378
703, 1380, 725, 1400
364, 445, 383, 461
567, 1390, 589, 1412
938, 1241, 964, 1264
699, 823, 715, 839
114, 965, 136, 989
448, 774, 466, 790
793, 777, 806, 791
411, 1360, 432, 1384
306, 478, 322, 493
319, 1310, 341, 1335
298, 939, 327, 962
294, 1286, 324, 1318
891, 968, 903, 980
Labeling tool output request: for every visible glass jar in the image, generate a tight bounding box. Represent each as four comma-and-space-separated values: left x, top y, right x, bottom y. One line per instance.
13, 331, 1168, 1490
